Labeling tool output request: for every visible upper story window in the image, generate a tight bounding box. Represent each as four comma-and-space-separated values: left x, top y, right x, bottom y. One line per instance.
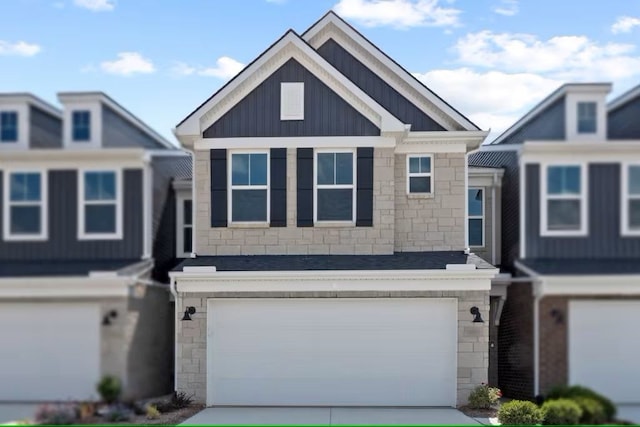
315, 150, 355, 222
280, 82, 304, 121
79, 170, 122, 239
176, 195, 193, 257
229, 152, 269, 223
468, 188, 484, 247
577, 102, 597, 134
0, 112, 18, 142
407, 155, 433, 194
622, 164, 640, 236
541, 164, 587, 236
3, 171, 47, 241
72, 111, 91, 141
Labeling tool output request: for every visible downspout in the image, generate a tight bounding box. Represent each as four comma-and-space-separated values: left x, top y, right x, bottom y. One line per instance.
169, 276, 179, 392
534, 292, 541, 397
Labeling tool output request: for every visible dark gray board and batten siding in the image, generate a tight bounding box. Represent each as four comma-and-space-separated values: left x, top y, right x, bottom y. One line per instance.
525, 163, 640, 259
203, 58, 380, 138
0, 169, 143, 261
608, 97, 640, 139
496, 97, 566, 145
29, 106, 62, 149
317, 38, 445, 132
102, 104, 168, 149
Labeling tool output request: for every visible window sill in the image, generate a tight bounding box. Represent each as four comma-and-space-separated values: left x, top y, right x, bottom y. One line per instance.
540, 230, 588, 237
314, 221, 356, 228
228, 222, 270, 229
78, 234, 123, 240
3, 234, 48, 242
407, 193, 434, 199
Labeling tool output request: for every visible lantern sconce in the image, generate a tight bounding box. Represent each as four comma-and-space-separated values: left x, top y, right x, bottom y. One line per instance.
182, 306, 196, 321
102, 310, 118, 326
470, 306, 484, 323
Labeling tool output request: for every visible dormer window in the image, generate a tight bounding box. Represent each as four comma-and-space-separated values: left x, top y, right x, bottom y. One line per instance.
0, 112, 18, 142
72, 111, 91, 141
577, 102, 596, 134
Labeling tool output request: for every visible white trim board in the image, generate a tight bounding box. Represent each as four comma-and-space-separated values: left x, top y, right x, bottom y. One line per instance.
174, 31, 406, 145
520, 140, 640, 162
0, 276, 130, 298
608, 83, 640, 112
194, 136, 396, 150
302, 11, 479, 132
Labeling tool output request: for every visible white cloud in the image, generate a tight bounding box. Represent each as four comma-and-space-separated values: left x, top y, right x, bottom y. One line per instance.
611, 16, 640, 34
174, 56, 245, 79
100, 52, 155, 76
0, 40, 41, 57
333, 0, 461, 29
493, 0, 518, 16
74, 0, 115, 11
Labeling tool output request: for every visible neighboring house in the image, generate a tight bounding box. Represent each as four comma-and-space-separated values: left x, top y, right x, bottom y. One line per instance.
170, 11, 499, 408
0, 92, 191, 402
470, 83, 640, 405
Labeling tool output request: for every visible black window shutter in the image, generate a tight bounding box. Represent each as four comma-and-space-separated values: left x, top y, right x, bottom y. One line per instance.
270, 148, 287, 227
297, 148, 314, 227
356, 147, 374, 227
210, 149, 227, 227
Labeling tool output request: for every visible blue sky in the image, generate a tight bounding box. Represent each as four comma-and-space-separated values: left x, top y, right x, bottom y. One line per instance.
2, 0, 640, 143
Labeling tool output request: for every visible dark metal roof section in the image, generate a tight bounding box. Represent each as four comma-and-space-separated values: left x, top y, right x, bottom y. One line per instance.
0, 259, 142, 277
175, 251, 469, 272
518, 258, 640, 276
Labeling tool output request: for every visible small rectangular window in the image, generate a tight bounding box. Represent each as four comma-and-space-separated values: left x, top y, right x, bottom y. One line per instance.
183, 199, 193, 254
229, 152, 269, 223
622, 165, 640, 235
577, 102, 596, 134
3, 171, 46, 240
468, 188, 484, 247
542, 164, 586, 235
72, 111, 91, 141
280, 82, 304, 121
315, 151, 354, 222
79, 170, 121, 239
0, 112, 18, 142
407, 155, 433, 194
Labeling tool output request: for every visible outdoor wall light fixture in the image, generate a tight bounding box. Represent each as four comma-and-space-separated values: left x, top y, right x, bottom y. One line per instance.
102, 310, 118, 326
182, 306, 196, 321
470, 306, 484, 323
550, 308, 564, 325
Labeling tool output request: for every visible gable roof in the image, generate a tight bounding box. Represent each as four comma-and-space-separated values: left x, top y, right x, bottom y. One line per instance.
488, 83, 611, 146
608, 83, 640, 112
174, 30, 406, 145
302, 11, 480, 132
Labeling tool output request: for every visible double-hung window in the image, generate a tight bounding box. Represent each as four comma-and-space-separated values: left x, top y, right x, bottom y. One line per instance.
79, 170, 121, 239
315, 150, 355, 222
468, 188, 484, 247
3, 171, 46, 240
0, 112, 18, 142
72, 111, 91, 142
542, 164, 587, 236
229, 152, 269, 223
622, 164, 640, 236
407, 155, 433, 194
577, 102, 596, 134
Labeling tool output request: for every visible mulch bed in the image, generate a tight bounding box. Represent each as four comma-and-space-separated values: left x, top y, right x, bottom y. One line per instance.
80, 404, 205, 425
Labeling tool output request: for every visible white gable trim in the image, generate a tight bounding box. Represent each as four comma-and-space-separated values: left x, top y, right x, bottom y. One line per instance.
608, 83, 640, 112
175, 32, 405, 144
303, 13, 478, 132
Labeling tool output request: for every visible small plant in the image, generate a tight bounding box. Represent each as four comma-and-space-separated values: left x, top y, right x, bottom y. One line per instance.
468, 383, 502, 409
541, 398, 583, 425
572, 396, 607, 425
146, 404, 161, 420
103, 403, 132, 422
97, 375, 122, 404
497, 400, 544, 425
34, 403, 79, 425
171, 390, 194, 409
546, 385, 616, 421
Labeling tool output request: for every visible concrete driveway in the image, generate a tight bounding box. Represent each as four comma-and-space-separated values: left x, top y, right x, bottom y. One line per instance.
180, 407, 481, 425
0, 404, 37, 425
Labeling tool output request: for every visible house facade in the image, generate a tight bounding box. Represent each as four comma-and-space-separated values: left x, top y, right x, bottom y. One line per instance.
170, 12, 499, 407
470, 83, 640, 404
0, 92, 191, 401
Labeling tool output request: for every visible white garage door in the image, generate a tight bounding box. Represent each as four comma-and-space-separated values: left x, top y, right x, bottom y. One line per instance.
569, 300, 640, 404
207, 298, 457, 407
0, 303, 101, 401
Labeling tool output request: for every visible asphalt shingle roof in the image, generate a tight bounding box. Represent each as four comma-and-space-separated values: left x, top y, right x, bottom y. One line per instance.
518, 258, 640, 276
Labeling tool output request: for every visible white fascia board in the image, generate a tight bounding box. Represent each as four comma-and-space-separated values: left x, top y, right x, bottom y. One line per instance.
608, 83, 640, 111
170, 268, 498, 293
0, 276, 130, 298
521, 140, 640, 162
302, 13, 479, 131
536, 274, 640, 296
469, 167, 505, 176
0, 93, 62, 119
396, 131, 489, 154
175, 31, 405, 143
0, 147, 147, 169
194, 135, 396, 151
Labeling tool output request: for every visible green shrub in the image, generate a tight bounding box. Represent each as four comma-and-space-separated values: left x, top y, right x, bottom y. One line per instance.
103, 403, 132, 422
497, 400, 544, 425
546, 385, 616, 421
468, 384, 502, 409
96, 375, 122, 404
572, 396, 607, 425
541, 398, 583, 425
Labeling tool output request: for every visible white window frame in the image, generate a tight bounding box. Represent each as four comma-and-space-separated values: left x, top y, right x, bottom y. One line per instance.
280, 82, 305, 121
468, 187, 485, 248
227, 150, 270, 225
540, 163, 588, 237
176, 193, 193, 257
2, 170, 48, 241
406, 154, 434, 195
621, 163, 640, 237
576, 101, 597, 134
78, 168, 123, 240
313, 148, 357, 224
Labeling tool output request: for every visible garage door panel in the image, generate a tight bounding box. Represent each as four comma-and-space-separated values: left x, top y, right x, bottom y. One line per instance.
569, 300, 640, 404
208, 298, 457, 407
